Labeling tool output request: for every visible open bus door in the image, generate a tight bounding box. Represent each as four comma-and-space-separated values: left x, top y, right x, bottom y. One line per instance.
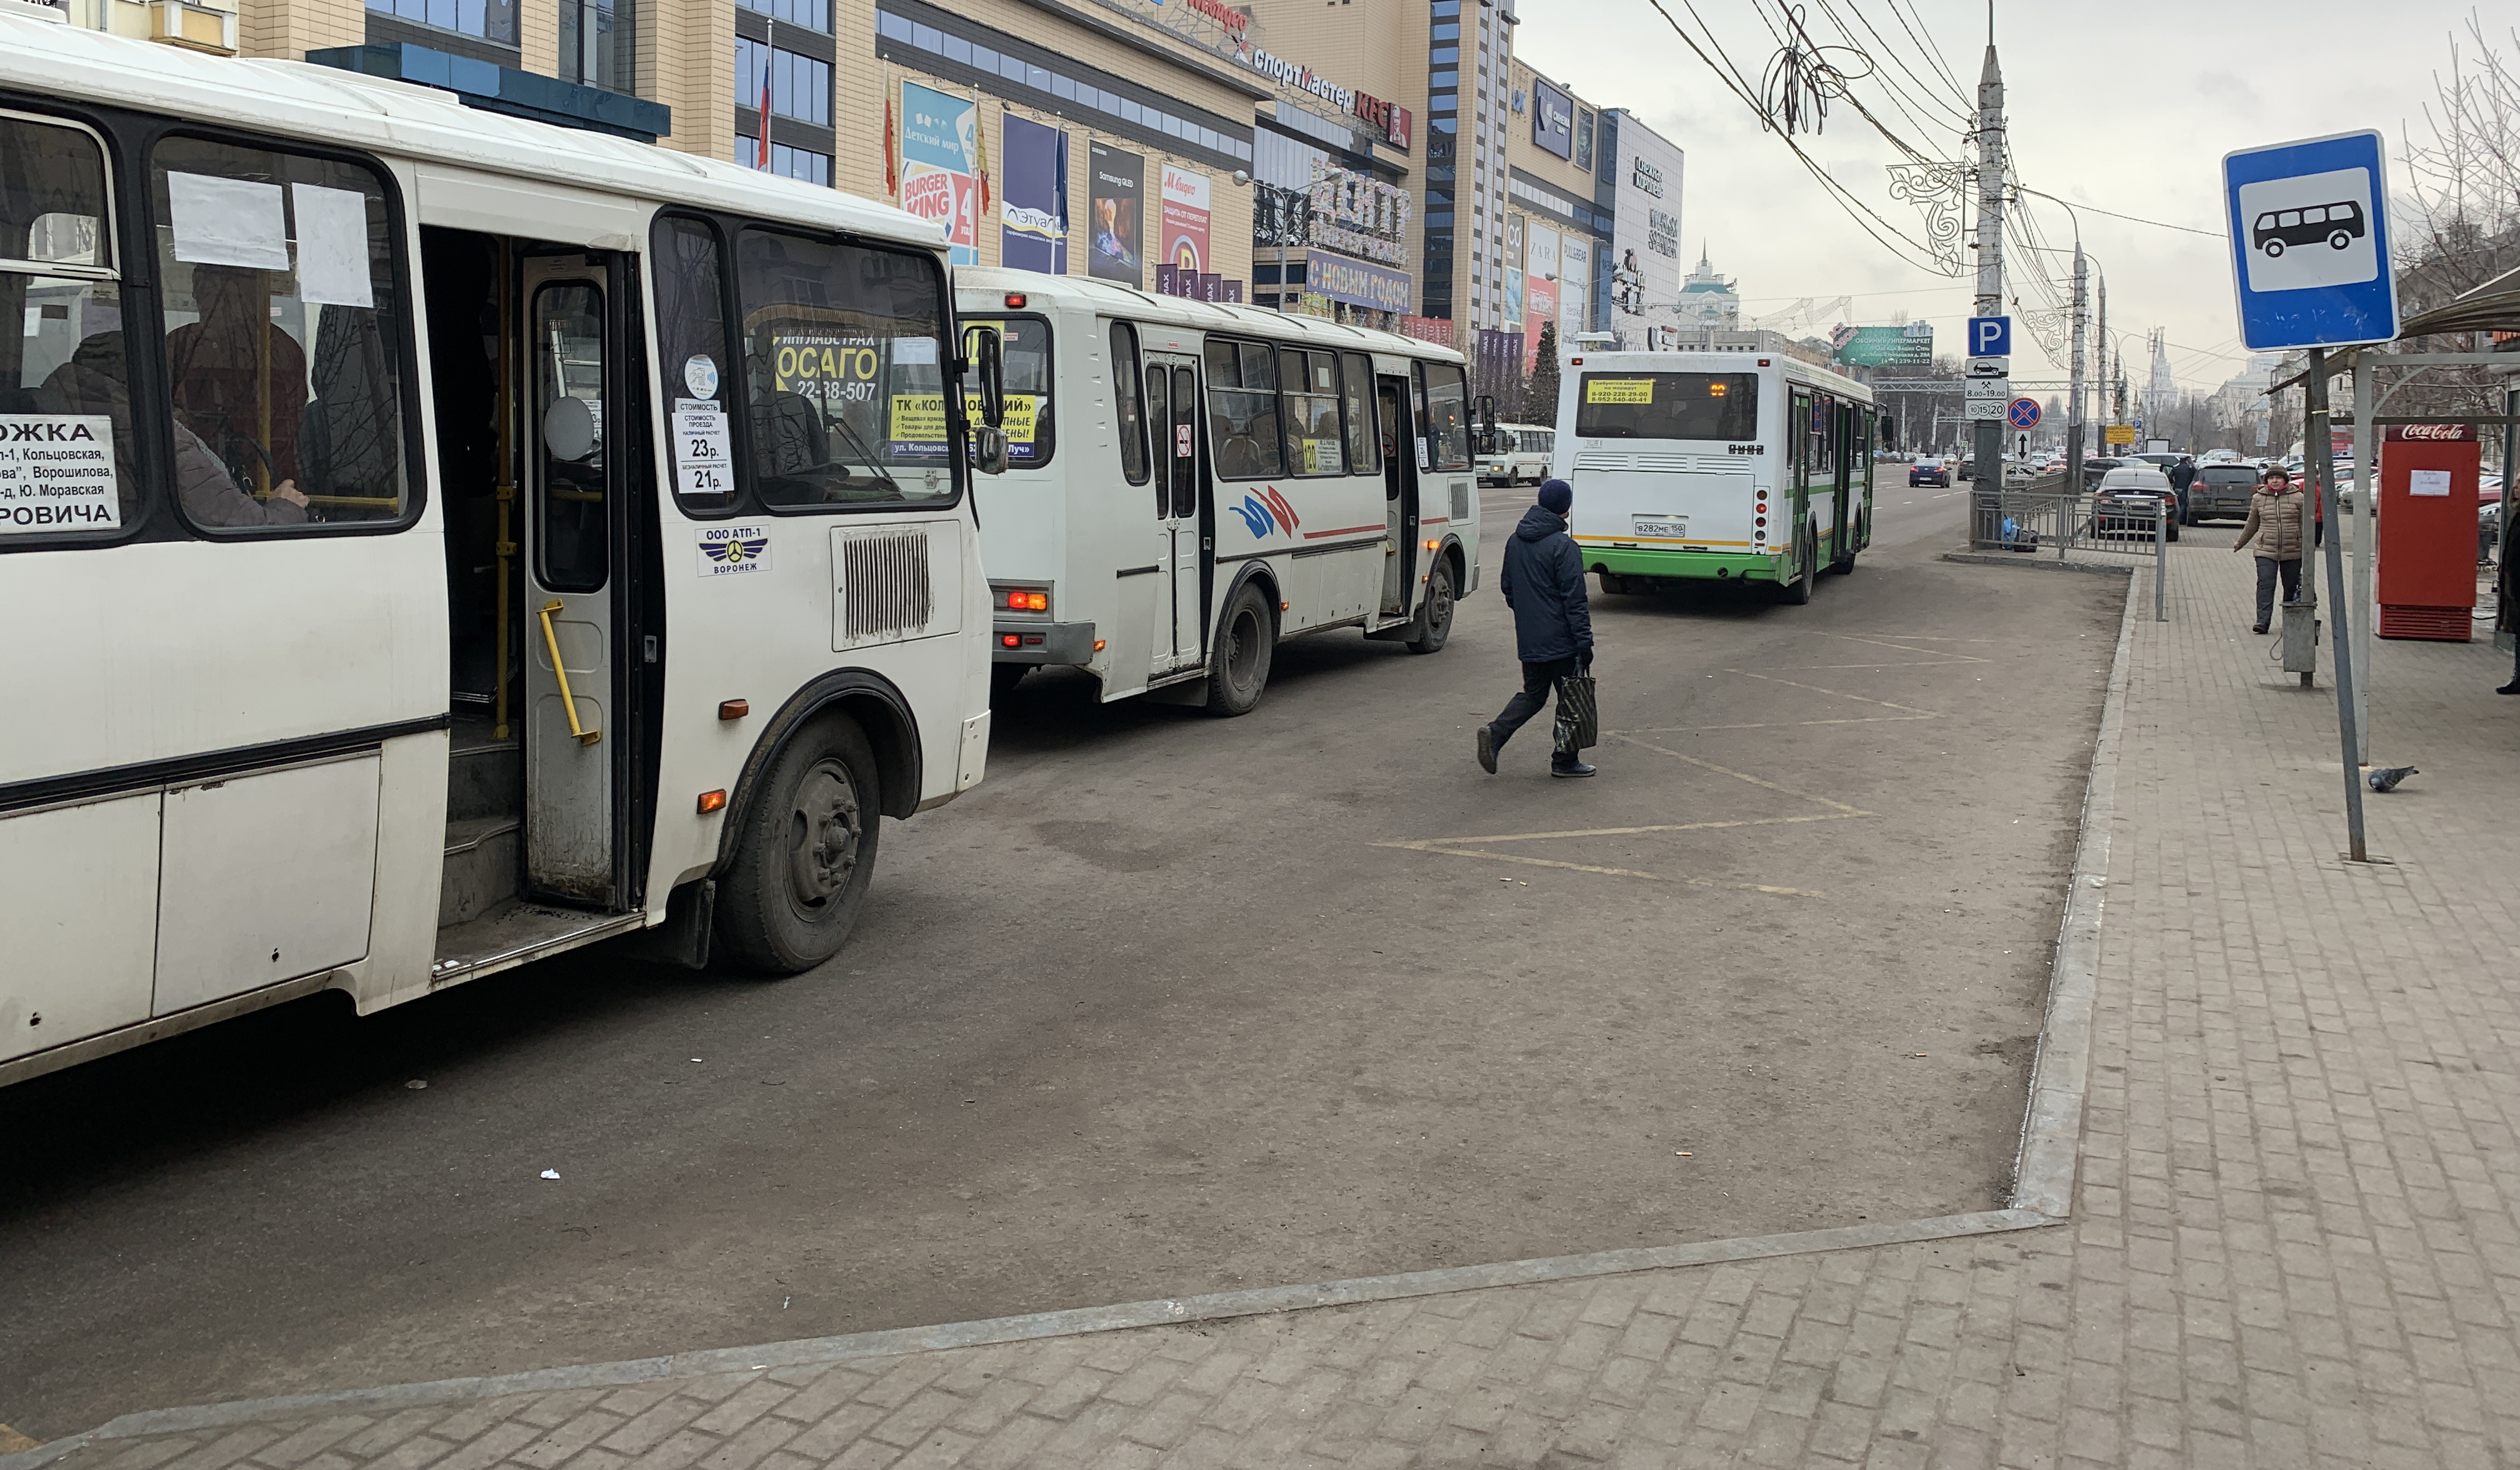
516, 248, 652, 912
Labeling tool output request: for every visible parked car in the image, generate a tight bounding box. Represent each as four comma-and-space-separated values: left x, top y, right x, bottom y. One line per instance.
2189, 464, 2261, 522
2091, 465, 2181, 542
1910, 456, 1951, 488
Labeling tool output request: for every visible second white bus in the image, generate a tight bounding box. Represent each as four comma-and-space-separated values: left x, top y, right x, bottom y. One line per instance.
1552, 349, 1876, 603
955, 269, 1479, 712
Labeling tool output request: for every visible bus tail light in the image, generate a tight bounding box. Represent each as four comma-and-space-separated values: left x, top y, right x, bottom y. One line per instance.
996, 584, 1051, 613
1001, 634, 1021, 648
696, 789, 727, 814
1004, 292, 1027, 308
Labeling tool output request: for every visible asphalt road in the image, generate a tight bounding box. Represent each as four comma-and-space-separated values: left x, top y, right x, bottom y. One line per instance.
0, 468, 2122, 1439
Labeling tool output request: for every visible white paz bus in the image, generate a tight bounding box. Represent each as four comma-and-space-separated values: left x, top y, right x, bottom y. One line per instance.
0, 8, 1007, 1085
1552, 349, 1876, 602
954, 268, 1478, 712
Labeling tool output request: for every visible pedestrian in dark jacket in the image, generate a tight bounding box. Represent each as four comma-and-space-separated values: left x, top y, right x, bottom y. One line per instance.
2169, 456, 2197, 522
1478, 479, 1596, 777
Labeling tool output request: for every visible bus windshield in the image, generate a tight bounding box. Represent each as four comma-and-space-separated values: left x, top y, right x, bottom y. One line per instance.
1574, 371, 1758, 441
736, 227, 956, 508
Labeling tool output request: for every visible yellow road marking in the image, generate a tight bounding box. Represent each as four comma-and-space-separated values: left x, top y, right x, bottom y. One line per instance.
0, 1426, 39, 1454
1718, 669, 1941, 716
1616, 714, 1936, 732
1378, 812, 1868, 847
1379, 841, 1828, 897
1600, 733, 1870, 816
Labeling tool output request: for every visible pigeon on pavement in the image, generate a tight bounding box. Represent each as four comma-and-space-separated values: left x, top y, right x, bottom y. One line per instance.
2366, 766, 2419, 793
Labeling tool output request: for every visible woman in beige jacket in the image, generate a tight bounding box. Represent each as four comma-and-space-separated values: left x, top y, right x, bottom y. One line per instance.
2231, 466, 2306, 634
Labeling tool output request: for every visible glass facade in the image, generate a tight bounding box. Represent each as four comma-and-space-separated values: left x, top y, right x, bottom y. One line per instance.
736, 38, 832, 127
364, 0, 517, 46
559, 0, 634, 94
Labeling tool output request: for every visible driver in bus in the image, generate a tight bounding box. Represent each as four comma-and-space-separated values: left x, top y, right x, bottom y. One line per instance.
164, 263, 308, 489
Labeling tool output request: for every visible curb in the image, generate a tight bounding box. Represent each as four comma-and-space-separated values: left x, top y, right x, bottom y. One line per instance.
2, 571, 2139, 1468
1939, 551, 2132, 575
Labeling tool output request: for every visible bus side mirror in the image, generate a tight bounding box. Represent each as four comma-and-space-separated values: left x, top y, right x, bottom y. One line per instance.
976, 424, 1010, 476
962, 325, 1006, 429
1477, 393, 1497, 436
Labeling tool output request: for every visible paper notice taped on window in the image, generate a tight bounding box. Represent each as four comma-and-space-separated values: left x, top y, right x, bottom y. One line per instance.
2408, 468, 2452, 498
0, 414, 120, 534
291, 183, 374, 309
671, 398, 733, 501
1586, 379, 1653, 404
166, 172, 289, 272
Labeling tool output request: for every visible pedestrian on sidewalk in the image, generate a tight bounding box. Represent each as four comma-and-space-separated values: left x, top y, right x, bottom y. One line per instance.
2498, 518, 2519, 694
2169, 454, 2198, 523
2232, 465, 2307, 636
1478, 478, 1597, 778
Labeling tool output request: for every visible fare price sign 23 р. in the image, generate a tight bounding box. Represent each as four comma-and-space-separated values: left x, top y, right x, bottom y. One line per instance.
2222, 129, 2399, 350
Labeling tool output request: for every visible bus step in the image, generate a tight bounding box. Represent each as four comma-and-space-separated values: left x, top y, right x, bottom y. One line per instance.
431, 901, 643, 989
439, 816, 522, 928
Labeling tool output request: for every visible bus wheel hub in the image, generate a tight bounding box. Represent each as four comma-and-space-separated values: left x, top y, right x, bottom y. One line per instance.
788, 761, 861, 905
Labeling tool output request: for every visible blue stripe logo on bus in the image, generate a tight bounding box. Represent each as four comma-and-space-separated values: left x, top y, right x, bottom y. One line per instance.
696, 524, 772, 576
1231, 488, 1300, 539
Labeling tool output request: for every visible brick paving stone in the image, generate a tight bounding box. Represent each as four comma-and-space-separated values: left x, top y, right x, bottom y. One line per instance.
32, 546, 2520, 1468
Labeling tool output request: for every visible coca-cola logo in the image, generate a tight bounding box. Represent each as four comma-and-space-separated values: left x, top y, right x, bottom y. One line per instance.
2385, 422, 2474, 441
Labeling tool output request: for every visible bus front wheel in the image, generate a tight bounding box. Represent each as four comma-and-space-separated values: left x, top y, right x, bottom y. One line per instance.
1206, 581, 1276, 716
716, 712, 882, 974
2263, 238, 2286, 258
1406, 559, 1456, 654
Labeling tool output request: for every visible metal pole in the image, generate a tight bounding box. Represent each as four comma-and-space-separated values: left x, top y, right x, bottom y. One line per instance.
2349, 354, 2375, 761
1971, 26, 2006, 488
2066, 244, 2088, 496
2307, 349, 2370, 861
2154, 498, 2165, 621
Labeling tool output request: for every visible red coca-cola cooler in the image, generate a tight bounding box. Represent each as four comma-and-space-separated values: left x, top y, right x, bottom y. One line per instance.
2376, 422, 2480, 641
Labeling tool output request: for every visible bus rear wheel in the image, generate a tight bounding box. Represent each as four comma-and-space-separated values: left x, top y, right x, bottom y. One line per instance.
716, 712, 881, 974
1406, 559, 1456, 654
1779, 532, 1816, 605
1206, 581, 1275, 716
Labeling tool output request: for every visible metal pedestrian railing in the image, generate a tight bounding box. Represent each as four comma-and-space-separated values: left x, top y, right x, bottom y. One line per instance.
1970, 489, 2168, 621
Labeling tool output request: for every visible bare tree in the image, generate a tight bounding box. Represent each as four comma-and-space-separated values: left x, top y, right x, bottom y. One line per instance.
2392, 14, 2520, 416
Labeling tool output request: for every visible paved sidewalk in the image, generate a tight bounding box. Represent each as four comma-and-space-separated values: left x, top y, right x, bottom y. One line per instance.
13, 541, 2520, 1469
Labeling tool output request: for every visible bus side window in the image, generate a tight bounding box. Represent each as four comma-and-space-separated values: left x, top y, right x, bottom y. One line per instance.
1339, 351, 1377, 475
149, 136, 409, 532
1281, 347, 1341, 476
1418, 361, 1471, 472
1110, 319, 1148, 485
652, 213, 737, 514
1, 111, 138, 542
1204, 336, 1282, 479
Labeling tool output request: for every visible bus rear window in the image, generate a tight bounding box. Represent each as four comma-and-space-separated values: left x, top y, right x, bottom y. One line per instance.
1575, 372, 1758, 441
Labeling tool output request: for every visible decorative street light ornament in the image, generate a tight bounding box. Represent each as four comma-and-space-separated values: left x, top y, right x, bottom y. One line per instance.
1885, 160, 1970, 278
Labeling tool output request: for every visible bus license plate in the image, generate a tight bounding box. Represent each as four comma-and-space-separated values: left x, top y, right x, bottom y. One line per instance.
1634, 518, 1687, 538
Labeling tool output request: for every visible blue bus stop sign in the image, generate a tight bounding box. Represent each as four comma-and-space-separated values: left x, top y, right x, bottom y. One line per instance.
2222, 129, 2399, 351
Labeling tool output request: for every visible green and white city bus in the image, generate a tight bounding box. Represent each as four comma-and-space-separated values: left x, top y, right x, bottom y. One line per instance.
1549, 349, 1876, 602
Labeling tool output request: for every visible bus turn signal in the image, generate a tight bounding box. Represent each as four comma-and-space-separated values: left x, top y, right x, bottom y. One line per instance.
696, 789, 727, 814
718, 699, 748, 720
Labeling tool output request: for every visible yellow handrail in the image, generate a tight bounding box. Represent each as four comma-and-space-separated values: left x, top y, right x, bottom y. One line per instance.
538, 599, 601, 745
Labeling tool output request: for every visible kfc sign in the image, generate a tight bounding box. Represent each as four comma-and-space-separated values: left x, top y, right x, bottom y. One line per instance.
1353, 92, 1412, 153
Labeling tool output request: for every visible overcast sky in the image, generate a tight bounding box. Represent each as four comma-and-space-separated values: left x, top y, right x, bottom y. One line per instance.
1514, 0, 2490, 395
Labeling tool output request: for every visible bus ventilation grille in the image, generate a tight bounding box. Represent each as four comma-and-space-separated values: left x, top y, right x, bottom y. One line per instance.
838, 529, 935, 644
2376, 604, 2471, 642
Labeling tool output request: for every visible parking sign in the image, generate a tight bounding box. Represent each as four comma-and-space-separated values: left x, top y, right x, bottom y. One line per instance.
2222, 130, 2398, 350
1966, 316, 2010, 358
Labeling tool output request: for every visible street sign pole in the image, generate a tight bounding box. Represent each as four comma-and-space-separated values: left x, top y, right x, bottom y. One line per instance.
2306, 349, 2370, 861
1971, 31, 2007, 494
2067, 245, 2088, 497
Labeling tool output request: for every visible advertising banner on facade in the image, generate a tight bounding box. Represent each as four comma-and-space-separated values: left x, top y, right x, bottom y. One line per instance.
900, 82, 979, 265
1160, 163, 1212, 276
1610, 120, 1684, 339
1504, 266, 1524, 326
1559, 239, 1590, 336
1523, 222, 1560, 369
1304, 250, 1412, 313
999, 112, 1068, 274
1088, 142, 1144, 286
1531, 79, 1574, 159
